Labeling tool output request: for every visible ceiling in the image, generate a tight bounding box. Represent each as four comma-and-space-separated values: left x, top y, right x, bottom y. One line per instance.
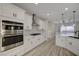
14, 3, 79, 23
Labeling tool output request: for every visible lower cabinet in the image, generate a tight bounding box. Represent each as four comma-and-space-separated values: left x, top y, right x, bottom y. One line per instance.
0, 4, 25, 21
23, 35, 46, 55
65, 38, 79, 55
56, 35, 79, 55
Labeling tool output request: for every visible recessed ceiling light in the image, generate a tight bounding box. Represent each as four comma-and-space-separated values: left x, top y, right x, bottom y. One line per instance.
65, 8, 68, 11
34, 2, 38, 5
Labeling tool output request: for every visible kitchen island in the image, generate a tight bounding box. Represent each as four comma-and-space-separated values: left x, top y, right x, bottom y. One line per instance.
56, 34, 79, 55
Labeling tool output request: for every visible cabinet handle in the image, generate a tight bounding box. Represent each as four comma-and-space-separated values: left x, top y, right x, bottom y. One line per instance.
13, 13, 17, 17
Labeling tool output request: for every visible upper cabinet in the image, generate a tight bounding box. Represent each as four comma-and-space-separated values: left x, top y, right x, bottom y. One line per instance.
24, 13, 32, 30
0, 4, 25, 22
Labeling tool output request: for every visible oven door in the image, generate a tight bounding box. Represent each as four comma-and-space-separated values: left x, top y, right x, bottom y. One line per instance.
2, 35, 23, 51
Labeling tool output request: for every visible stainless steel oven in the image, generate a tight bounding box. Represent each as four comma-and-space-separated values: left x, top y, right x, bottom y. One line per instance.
1, 20, 24, 51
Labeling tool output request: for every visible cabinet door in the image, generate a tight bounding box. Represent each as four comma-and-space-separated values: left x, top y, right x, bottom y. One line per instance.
67, 38, 79, 53
1, 4, 25, 21
24, 14, 32, 30
35, 35, 45, 45
34, 36, 40, 46
56, 35, 65, 47
24, 36, 33, 51
11, 5, 25, 21
29, 36, 38, 49
29, 36, 42, 49
1, 4, 13, 18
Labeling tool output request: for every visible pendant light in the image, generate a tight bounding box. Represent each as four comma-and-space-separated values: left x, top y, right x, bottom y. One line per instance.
32, 4, 39, 29
61, 13, 65, 25
32, 13, 39, 26
32, 13, 36, 26
73, 10, 76, 24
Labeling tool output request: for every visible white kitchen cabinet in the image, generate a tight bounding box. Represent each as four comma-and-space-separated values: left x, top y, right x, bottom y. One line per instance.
65, 38, 79, 55
24, 32, 46, 54
36, 34, 45, 45
23, 35, 33, 54
28, 36, 40, 49
24, 14, 32, 30
0, 4, 25, 22
56, 34, 79, 55
24, 35, 38, 52
33, 36, 41, 46
56, 35, 65, 47
25, 36, 38, 51
31, 36, 37, 48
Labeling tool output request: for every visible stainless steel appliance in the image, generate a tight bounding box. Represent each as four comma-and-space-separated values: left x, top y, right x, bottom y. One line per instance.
1, 20, 24, 51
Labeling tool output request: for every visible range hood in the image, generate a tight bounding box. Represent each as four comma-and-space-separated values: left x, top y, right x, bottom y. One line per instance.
32, 14, 39, 27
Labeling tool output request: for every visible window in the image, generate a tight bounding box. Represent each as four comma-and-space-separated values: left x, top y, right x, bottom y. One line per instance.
60, 24, 75, 36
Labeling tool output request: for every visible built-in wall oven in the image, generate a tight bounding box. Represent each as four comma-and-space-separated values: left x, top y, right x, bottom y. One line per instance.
1, 20, 24, 51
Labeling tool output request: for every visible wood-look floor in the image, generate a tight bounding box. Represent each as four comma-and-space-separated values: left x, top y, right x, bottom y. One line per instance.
23, 38, 76, 56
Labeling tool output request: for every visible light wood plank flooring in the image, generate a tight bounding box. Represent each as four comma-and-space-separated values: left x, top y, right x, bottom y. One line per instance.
23, 38, 76, 56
